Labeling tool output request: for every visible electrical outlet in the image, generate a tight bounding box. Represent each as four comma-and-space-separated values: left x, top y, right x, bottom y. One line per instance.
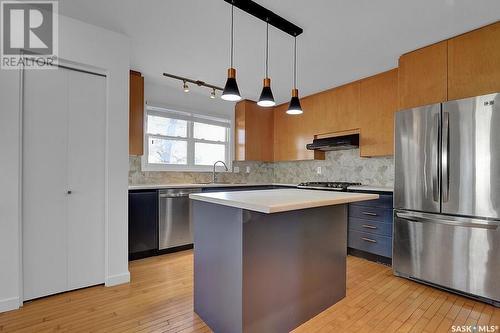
316, 167, 322, 175
246, 166, 251, 173
233, 166, 240, 173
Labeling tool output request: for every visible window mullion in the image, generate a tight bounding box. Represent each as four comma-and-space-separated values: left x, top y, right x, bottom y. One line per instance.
187, 121, 195, 167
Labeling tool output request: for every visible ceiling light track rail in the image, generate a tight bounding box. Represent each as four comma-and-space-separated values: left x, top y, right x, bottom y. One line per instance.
224, 0, 303, 37
162, 72, 224, 91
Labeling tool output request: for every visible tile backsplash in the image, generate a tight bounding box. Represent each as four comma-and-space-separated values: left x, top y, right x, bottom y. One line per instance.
129, 156, 274, 185
273, 149, 394, 187
129, 149, 394, 187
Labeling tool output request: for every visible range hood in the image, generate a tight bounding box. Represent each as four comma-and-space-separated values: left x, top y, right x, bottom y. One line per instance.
306, 134, 359, 151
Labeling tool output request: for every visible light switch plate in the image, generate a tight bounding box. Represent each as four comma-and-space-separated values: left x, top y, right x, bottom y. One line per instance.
246, 166, 251, 173
233, 166, 240, 173
316, 167, 322, 175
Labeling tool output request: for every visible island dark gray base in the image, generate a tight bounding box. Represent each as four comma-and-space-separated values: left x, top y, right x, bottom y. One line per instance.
192, 200, 347, 333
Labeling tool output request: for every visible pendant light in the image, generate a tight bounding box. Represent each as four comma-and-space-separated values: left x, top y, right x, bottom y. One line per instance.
221, 5, 242, 102
286, 36, 303, 115
257, 22, 275, 107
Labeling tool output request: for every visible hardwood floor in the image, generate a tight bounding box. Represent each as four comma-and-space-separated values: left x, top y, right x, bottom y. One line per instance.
1, 251, 498, 332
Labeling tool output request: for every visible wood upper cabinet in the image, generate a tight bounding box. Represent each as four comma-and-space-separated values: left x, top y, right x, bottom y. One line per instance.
398, 41, 448, 110
359, 69, 398, 157
273, 82, 359, 162
129, 70, 144, 155
448, 21, 500, 100
315, 82, 360, 135
273, 102, 322, 162
234, 100, 274, 162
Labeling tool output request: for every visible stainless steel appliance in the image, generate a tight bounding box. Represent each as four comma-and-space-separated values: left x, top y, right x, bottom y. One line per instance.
297, 181, 361, 191
159, 188, 201, 250
394, 92, 500, 307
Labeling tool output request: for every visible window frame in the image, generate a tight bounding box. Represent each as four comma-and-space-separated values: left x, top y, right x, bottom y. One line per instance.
141, 105, 232, 172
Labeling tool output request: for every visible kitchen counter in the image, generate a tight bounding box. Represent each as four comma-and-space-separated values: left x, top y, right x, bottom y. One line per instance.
348, 185, 394, 192
189, 188, 378, 214
128, 183, 297, 190
191, 188, 378, 332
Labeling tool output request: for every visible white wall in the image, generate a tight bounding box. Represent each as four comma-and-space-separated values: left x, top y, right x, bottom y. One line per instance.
0, 14, 130, 312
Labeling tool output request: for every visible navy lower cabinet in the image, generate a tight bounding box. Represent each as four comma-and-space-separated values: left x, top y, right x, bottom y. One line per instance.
348, 193, 393, 264
129, 190, 158, 260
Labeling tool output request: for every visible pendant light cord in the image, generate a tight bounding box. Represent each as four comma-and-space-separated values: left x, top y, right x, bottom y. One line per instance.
293, 36, 297, 89
230, 5, 234, 68
265, 21, 269, 78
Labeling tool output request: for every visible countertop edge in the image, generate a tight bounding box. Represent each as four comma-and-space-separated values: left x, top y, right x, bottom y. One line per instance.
189, 191, 379, 214
128, 183, 298, 190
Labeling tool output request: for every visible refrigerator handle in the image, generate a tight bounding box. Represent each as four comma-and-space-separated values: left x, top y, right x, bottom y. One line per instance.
442, 111, 450, 202
432, 113, 440, 202
395, 211, 499, 230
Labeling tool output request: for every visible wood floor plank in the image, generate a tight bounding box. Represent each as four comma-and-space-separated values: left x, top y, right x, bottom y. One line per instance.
0, 251, 498, 333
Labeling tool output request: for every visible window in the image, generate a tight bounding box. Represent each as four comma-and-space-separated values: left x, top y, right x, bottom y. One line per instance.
143, 106, 231, 171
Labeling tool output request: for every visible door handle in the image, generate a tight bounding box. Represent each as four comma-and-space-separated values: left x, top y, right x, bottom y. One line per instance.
362, 212, 378, 216
432, 113, 440, 202
395, 211, 499, 230
442, 111, 450, 203
361, 237, 377, 243
362, 224, 377, 229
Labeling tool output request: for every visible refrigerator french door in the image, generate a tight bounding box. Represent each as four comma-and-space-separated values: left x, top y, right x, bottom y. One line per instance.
393, 93, 500, 307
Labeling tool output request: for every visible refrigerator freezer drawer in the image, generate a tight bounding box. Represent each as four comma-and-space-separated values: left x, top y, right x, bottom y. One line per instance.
393, 211, 500, 304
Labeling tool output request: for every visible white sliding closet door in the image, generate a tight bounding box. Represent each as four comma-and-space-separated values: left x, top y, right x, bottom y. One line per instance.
66, 70, 106, 290
23, 69, 69, 300
23, 67, 106, 301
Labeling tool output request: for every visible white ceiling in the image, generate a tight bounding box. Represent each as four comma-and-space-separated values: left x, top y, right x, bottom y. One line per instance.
59, 0, 500, 105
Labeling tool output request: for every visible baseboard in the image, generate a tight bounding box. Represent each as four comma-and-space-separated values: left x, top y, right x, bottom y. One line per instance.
105, 271, 130, 287
0, 296, 20, 313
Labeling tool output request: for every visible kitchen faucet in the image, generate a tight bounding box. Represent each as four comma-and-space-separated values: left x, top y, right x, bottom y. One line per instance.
212, 160, 229, 183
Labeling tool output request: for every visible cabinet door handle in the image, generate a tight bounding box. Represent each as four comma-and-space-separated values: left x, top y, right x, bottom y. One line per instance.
362, 224, 377, 229
361, 237, 377, 243
362, 212, 378, 216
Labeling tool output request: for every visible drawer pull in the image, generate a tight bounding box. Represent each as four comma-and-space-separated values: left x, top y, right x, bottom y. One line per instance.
362, 212, 378, 216
361, 237, 377, 243
362, 224, 377, 229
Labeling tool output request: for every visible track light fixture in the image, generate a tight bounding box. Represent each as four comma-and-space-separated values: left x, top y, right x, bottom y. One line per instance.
163, 73, 223, 98
221, 4, 242, 102
257, 22, 275, 107
286, 36, 303, 115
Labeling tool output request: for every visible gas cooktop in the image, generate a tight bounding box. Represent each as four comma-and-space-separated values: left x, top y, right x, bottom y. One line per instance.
296, 181, 362, 191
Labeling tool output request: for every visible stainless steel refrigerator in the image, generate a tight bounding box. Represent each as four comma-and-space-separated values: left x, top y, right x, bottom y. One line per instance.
394, 92, 500, 307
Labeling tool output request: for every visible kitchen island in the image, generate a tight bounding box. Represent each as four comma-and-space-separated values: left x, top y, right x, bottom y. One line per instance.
189, 189, 378, 333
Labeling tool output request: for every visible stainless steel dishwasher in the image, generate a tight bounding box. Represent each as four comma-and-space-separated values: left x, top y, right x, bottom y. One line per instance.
158, 188, 201, 250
